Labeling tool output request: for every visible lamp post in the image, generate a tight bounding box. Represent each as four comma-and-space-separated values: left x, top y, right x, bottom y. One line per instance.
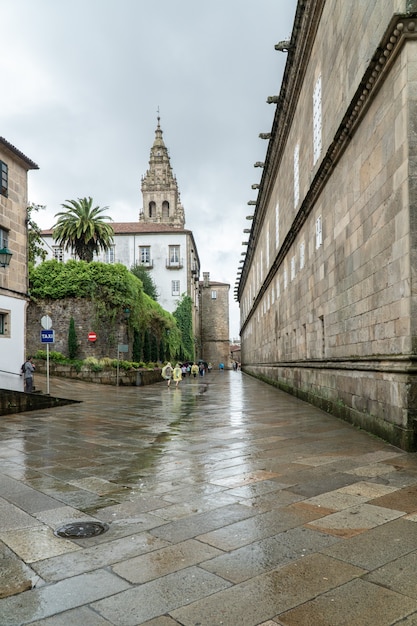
0, 247, 12, 268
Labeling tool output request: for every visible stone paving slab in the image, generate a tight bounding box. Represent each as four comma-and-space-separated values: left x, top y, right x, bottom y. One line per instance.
196, 505, 326, 551
32, 531, 170, 582
0, 569, 131, 625
170, 553, 365, 626
91, 566, 232, 625
277, 578, 417, 625
321, 517, 417, 569
0, 542, 39, 599
200, 527, 340, 583
28, 606, 117, 626
111, 538, 223, 584
0, 525, 81, 563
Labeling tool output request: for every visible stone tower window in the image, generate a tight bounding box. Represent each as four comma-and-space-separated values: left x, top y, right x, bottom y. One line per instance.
211, 290, 217, 299
162, 201, 169, 219
148, 201, 156, 218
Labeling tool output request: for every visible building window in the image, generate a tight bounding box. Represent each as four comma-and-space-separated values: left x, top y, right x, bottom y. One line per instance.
294, 144, 300, 209
313, 75, 322, 165
169, 245, 180, 266
105, 246, 115, 263
0, 227, 8, 248
211, 290, 217, 299
0, 310, 10, 337
291, 256, 296, 280
275, 202, 279, 249
148, 201, 155, 218
52, 246, 64, 262
284, 268, 288, 290
172, 280, 180, 296
300, 241, 305, 270
0, 161, 8, 197
315, 215, 322, 249
266, 223, 270, 269
139, 246, 151, 265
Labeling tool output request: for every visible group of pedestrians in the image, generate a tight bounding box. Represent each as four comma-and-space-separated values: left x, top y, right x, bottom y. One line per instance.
161, 360, 213, 388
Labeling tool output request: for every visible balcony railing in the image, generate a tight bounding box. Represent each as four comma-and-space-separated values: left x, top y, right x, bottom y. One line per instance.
166, 258, 183, 269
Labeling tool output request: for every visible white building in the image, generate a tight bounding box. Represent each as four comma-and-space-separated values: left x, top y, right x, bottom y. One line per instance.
41, 118, 201, 321
0, 138, 38, 390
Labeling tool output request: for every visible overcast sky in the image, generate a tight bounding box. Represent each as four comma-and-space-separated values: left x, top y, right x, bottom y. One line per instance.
2, 0, 297, 339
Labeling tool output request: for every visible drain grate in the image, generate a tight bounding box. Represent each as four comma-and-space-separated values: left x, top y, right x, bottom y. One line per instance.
54, 521, 109, 539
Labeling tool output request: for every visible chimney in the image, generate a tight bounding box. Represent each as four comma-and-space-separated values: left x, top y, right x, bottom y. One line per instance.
203, 272, 210, 288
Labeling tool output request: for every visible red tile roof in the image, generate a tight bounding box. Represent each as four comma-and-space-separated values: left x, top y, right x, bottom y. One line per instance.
41, 222, 192, 236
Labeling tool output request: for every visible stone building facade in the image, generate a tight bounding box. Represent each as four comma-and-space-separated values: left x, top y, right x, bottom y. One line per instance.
236, 0, 417, 450
0, 138, 38, 390
199, 272, 230, 367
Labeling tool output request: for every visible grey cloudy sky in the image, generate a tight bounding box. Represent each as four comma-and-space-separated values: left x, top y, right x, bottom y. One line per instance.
2, 0, 297, 339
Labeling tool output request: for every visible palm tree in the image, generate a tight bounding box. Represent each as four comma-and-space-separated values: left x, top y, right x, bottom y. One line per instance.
53, 197, 114, 262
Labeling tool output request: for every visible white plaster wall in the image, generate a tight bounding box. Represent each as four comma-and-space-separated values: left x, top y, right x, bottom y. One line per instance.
0, 295, 26, 391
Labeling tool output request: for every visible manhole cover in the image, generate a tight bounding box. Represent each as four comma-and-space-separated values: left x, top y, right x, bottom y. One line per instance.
54, 521, 109, 539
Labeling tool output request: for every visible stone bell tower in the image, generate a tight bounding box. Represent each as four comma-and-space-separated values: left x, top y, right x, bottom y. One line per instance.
139, 115, 185, 228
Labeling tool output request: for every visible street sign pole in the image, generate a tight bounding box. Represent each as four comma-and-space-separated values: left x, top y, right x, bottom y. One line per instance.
40, 320, 54, 395
46, 342, 50, 395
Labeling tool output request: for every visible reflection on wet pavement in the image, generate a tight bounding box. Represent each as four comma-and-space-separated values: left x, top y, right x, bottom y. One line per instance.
1, 371, 417, 624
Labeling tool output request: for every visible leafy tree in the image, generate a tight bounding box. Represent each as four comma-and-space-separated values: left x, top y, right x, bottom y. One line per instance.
130, 264, 159, 301
68, 317, 78, 359
27, 203, 48, 264
52, 197, 114, 262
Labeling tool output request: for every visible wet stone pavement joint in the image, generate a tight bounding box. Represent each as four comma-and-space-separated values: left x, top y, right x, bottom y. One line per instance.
1, 373, 417, 625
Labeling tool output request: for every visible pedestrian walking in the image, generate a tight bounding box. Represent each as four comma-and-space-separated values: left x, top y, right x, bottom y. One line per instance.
161, 362, 173, 387
191, 362, 199, 378
22, 356, 35, 393
173, 363, 182, 388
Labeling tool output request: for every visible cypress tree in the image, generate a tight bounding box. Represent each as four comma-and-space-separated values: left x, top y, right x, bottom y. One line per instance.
68, 317, 78, 359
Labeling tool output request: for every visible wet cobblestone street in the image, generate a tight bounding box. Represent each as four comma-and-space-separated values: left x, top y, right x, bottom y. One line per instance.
2, 371, 417, 625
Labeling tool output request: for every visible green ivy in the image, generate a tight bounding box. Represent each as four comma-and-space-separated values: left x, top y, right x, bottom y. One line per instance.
173, 295, 194, 361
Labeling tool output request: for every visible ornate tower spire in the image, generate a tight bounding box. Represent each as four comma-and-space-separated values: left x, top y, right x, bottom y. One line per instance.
140, 113, 185, 228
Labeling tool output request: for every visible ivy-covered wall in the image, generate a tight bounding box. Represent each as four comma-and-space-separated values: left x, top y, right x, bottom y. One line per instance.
27, 260, 182, 361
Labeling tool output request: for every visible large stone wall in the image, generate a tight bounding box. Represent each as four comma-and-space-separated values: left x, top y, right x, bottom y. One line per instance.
26, 298, 130, 360
238, 2, 417, 450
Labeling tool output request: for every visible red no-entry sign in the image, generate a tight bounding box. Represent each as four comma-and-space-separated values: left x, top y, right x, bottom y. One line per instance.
88, 332, 97, 342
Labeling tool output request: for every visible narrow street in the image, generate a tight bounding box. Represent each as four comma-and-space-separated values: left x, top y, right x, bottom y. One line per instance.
1, 371, 417, 625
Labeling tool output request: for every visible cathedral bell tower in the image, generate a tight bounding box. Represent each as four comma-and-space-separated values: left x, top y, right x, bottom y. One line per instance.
139, 116, 185, 228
